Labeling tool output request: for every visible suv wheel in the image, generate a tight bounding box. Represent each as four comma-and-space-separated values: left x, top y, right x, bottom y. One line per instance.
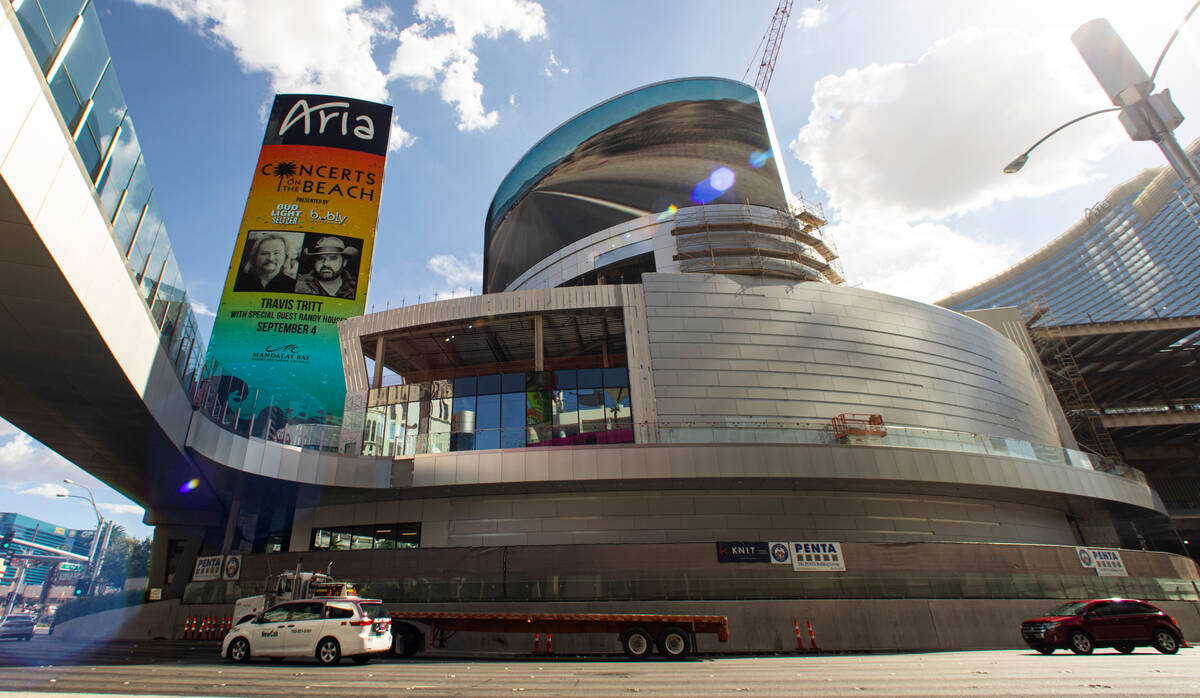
316, 637, 342, 665
1068, 630, 1094, 655
1152, 628, 1180, 655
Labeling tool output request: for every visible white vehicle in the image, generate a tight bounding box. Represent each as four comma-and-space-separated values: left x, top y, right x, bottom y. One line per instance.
221, 597, 391, 665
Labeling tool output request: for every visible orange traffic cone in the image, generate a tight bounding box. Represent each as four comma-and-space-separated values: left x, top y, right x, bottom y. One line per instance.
806, 618, 819, 651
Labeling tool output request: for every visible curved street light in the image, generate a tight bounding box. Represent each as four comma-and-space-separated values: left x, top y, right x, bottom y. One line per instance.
60, 479, 108, 595
1004, 2, 1200, 203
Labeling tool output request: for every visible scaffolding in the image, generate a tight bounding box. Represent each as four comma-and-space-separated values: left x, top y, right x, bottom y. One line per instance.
670, 196, 844, 285
1023, 293, 1121, 460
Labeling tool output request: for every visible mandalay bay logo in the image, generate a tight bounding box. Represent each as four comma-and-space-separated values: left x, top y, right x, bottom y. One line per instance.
253, 343, 311, 364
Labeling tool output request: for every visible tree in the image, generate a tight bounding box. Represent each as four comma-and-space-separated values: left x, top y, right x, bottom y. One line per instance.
272, 162, 297, 191
98, 528, 150, 590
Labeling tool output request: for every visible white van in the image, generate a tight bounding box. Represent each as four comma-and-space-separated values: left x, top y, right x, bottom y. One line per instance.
221, 597, 391, 665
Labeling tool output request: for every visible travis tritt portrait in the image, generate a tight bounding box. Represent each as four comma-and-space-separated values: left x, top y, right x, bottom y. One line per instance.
295, 236, 359, 299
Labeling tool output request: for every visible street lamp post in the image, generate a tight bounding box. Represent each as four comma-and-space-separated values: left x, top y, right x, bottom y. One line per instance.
1004, 5, 1200, 204
59, 480, 106, 595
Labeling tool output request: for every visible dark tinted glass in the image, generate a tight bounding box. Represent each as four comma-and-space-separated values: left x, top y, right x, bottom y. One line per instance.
326, 604, 353, 619
477, 374, 501, 394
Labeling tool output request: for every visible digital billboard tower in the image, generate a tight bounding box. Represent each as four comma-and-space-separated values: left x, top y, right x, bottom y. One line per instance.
204, 94, 392, 440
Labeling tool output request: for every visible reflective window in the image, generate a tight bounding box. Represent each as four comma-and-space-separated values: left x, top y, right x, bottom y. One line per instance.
86, 65, 125, 154
40, 0, 82, 45
97, 117, 138, 217
15, 2, 55, 66
48, 69, 82, 128
62, 5, 107, 100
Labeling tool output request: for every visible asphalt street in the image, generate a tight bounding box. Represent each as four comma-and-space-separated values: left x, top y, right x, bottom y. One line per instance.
0, 637, 1197, 696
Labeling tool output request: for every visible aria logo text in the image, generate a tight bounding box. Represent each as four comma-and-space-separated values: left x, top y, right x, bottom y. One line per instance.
279, 99, 375, 141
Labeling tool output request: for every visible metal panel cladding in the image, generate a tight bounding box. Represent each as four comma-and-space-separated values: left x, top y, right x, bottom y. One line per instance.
484, 78, 789, 293
205, 94, 392, 432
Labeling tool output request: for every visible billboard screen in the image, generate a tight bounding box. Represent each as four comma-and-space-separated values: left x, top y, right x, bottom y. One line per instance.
204, 94, 391, 440
484, 78, 789, 292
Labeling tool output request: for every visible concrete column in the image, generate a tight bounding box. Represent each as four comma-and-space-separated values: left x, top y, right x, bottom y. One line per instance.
372, 335, 385, 389
220, 499, 241, 554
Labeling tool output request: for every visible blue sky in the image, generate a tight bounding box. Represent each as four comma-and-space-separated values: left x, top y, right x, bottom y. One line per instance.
2, 0, 1197, 539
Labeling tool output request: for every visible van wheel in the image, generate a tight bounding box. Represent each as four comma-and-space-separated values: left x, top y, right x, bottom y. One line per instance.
621, 627, 654, 660
1114, 643, 1135, 654
316, 637, 342, 665
1068, 630, 1093, 655
656, 627, 690, 660
1152, 628, 1180, 654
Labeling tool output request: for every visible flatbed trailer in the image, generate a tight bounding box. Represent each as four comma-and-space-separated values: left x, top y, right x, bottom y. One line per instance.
388, 611, 729, 660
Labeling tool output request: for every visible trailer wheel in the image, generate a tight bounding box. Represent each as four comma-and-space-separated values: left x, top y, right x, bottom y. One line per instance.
621, 627, 654, 660
391, 622, 424, 657
656, 626, 691, 660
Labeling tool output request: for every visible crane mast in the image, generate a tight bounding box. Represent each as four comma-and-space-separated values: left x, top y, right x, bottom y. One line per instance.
746, 0, 795, 93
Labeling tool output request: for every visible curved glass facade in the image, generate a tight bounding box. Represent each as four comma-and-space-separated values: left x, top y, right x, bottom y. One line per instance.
939, 147, 1200, 326
484, 77, 790, 292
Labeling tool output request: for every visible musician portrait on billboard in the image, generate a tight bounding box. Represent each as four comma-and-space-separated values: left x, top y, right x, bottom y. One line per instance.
295, 235, 360, 299
233, 231, 298, 293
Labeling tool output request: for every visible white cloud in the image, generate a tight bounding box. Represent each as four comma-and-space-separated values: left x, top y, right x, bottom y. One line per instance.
544, 50, 568, 77
389, 0, 547, 131
789, 27, 1130, 300
18, 483, 68, 499
134, 0, 394, 101
0, 419, 19, 440
135, 0, 548, 137
427, 253, 482, 288
189, 299, 216, 318
509, 94, 517, 106
795, 6, 828, 30
98, 502, 145, 517
389, 115, 416, 151
0, 433, 79, 483
790, 28, 1124, 223
830, 218, 1023, 302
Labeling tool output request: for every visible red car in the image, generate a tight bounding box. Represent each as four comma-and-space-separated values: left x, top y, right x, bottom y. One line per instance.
1021, 599, 1185, 655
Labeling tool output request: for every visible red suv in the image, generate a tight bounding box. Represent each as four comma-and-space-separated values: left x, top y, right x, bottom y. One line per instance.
1021, 599, 1185, 655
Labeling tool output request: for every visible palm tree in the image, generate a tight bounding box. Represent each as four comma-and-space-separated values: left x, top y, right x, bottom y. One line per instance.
272, 162, 297, 191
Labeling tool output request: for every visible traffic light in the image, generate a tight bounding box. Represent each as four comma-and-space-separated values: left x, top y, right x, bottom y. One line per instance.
0, 531, 14, 563
73, 579, 91, 597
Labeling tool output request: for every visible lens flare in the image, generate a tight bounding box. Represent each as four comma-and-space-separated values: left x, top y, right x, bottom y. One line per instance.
179, 478, 199, 493
749, 150, 771, 169
690, 167, 735, 204
656, 204, 678, 221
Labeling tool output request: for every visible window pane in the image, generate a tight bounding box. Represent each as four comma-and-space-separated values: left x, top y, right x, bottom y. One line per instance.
115, 160, 151, 251
578, 368, 603, 388
141, 232, 170, 304
451, 395, 476, 451
552, 389, 580, 439
372, 526, 396, 549
41, 0, 81, 44
451, 376, 476, 395
477, 374, 501, 394
97, 117, 138, 217
603, 367, 629, 387
152, 262, 180, 328
500, 427, 525, 449
62, 5, 108, 100
15, 3, 55, 66
476, 393, 500, 430
605, 387, 632, 428
501, 392, 525, 427
501, 372, 524, 393
87, 65, 125, 154
396, 523, 421, 549
351, 526, 373, 550
402, 400, 420, 455
48, 68, 82, 128
74, 124, 102, 176
330, 530, 351, 551
311, 529, 331, 550
554, 369, 576, 390
579, 388, 606, 432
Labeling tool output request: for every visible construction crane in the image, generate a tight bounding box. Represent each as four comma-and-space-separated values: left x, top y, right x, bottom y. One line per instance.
744, 0, 795, 93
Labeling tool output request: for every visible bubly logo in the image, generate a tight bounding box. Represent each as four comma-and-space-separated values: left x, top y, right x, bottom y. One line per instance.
278, 99, 376, 142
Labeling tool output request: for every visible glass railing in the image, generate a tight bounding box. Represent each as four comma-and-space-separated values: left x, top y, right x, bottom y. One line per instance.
655, 420, 1147, 484
189, 380, 1148, 485
182, 572, 1198, 605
